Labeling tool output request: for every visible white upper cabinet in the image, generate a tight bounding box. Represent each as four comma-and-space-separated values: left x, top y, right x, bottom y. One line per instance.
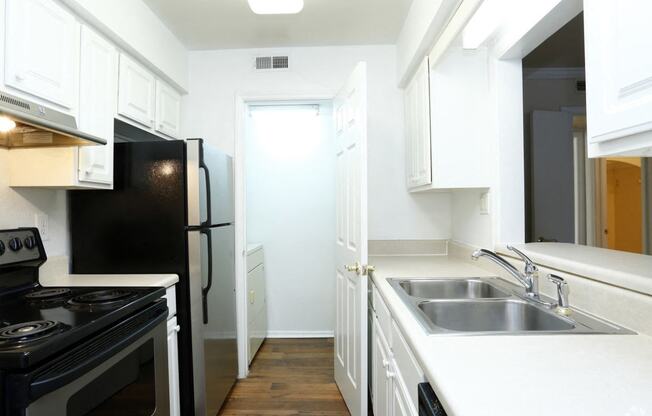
4, 0, 79, 109
405, 57, 432, 189
155, 80, 181, 138
405, 45, 492, 192
78, 26, 118, 186
584, 1, 652, 157
118, 53, 156, 128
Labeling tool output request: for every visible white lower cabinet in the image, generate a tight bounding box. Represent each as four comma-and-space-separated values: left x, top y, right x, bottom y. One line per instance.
372, 316, 392, 416
167, 315, 181, 416
391, 372, 412, 416
247, 244, 267, 364
371, 284, 425, 416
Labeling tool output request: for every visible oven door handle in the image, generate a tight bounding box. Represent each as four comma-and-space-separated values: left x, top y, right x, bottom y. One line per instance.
26, 302, 168, 402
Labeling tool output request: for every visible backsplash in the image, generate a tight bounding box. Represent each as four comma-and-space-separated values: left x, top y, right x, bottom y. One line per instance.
0, 149, 69, 256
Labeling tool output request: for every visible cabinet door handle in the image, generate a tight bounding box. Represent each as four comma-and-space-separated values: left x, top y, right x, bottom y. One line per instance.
385, 369, 395, 379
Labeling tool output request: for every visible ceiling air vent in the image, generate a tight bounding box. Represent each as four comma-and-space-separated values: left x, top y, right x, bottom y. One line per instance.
255, 55, 290, 71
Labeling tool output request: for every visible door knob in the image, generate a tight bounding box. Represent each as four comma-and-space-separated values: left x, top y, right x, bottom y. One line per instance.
345, 262, 362, 274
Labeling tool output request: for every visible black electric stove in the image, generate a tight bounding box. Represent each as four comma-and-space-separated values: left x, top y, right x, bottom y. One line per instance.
0, 228, 169, 415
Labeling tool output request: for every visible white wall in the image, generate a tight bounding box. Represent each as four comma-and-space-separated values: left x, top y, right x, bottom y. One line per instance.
182, 45, 452, 240
523, 78, 585, 114
451, 190, 493, 248
245, 104, 335, 335
0, 150, 69, 256
62, 0, 189, 91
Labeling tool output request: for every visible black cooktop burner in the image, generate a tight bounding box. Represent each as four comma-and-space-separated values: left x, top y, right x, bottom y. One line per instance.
24, 288, 72, 301
68, 289, 138, 310
0, 320, 67, 344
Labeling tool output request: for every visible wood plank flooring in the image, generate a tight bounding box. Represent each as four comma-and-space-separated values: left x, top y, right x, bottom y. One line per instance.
219, 338, 351, 416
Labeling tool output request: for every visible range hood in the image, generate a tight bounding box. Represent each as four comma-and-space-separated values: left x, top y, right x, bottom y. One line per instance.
0, 92, 106, 148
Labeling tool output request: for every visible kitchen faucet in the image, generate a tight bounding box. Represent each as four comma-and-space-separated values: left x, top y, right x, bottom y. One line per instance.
471, 245, 540, 299
471, 246, 572, 312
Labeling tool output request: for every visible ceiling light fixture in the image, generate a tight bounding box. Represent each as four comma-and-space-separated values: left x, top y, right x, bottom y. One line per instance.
0, 116, 16, 133
247, 0, 304, 15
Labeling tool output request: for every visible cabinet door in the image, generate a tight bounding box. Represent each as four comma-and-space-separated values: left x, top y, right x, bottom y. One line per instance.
405, 57, 432, 188
167, 317, 181, 416
4, 0, 79, 108
372, 316, 392, 416
78, 26, 117, 186
584, 1, 652, 150
391, 370, 413, 416
118, 53, 155, 128
155, 80, 181, 138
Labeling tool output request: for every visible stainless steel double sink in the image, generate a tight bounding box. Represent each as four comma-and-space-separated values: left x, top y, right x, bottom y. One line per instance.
389, 278, 634, 335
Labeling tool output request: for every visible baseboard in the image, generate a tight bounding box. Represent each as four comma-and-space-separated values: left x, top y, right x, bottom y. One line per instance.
266, 330, 334, 338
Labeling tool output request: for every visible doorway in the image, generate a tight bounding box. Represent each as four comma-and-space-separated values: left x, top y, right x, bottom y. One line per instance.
522, 13, 652, 254
244, 101, 336, 340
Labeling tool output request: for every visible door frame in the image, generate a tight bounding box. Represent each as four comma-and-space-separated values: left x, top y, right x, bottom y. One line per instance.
233, 92, 334, 378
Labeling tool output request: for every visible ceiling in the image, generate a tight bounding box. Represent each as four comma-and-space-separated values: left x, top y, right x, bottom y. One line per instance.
523, 13, 584, 68
143, 0, 413, 50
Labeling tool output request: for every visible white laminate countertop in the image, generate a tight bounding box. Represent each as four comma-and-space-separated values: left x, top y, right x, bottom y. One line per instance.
500, 243, 652, 296
371, 255, 652, 416
40, 274, 179, 288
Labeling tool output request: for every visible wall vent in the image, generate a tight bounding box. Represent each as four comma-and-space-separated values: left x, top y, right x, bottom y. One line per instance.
576, 80, 586, 92
0, 93, 30, 110
255, 55, 290, 70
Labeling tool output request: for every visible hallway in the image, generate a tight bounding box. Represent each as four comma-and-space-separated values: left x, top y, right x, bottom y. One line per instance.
220, 338, 351, 415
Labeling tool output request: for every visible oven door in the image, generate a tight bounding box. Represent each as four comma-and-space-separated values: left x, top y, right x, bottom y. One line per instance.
14, 301, 169, 416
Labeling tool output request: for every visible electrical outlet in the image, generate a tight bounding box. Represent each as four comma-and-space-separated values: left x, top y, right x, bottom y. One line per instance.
35, 214, 49, 241
480, 192, 490, 215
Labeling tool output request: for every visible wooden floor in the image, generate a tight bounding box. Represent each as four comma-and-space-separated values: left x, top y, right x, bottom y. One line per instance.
219, 338, 351, 416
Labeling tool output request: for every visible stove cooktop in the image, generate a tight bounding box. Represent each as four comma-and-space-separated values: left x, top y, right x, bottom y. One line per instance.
0, 285, 165, 369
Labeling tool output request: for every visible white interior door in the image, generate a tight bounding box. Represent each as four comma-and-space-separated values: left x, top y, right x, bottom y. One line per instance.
334, 62, 368, 416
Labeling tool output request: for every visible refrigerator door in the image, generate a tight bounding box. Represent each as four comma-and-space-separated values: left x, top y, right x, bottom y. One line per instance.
187, 139, 234, 227
188, 225, 238, 415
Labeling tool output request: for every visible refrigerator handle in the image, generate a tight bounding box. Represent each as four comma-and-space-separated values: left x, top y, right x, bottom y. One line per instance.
199, 144, 212, 228
200, 228, 213, 324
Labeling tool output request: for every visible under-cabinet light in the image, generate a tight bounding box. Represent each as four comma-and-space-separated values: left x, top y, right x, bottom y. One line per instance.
0, 116, 16, 133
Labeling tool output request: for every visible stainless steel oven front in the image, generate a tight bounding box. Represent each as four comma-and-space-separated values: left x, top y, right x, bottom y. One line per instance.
8, 301, 169, 416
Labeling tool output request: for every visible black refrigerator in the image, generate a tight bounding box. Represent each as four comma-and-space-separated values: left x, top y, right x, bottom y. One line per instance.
69, 138, 237, 415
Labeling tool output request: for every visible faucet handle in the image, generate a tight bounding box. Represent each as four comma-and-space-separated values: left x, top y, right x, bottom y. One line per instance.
548, 274, 570, 313
506, 244, 538, 275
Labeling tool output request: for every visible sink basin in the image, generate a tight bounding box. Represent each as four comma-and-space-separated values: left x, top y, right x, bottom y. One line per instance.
397, 279, 510, 300
418, 300, 575, 332
387, 277, 634, 335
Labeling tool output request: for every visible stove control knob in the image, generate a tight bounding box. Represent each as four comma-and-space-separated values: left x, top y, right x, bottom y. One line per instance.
8, 237, 23, 252
24, 236, 37, 250
0, 241, 5, 256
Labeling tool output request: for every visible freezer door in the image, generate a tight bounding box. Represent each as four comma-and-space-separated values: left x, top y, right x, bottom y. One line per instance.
187, 139, 234, 227
188, 225, 238, 415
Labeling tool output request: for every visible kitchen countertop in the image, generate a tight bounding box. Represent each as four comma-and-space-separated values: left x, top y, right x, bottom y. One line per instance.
371, 255, 652, 416
499, 242, 652, 296
40, 273, 179, 288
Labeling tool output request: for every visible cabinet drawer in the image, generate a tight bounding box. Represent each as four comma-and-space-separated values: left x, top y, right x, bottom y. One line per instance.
391, 319, 426, 411
372, 285, 392, 346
